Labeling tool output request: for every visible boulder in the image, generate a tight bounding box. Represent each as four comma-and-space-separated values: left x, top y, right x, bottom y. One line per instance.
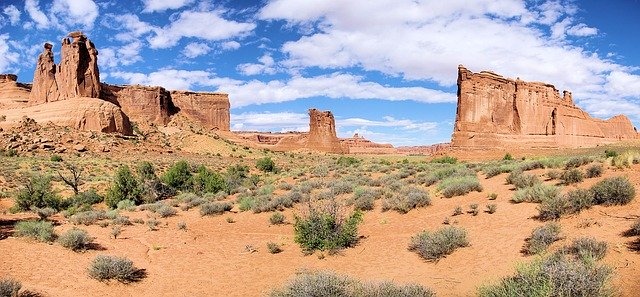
452, 65, 639, 148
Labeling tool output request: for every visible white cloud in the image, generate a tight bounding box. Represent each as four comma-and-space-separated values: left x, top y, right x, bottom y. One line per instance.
0, 34, 20, 73
148, 10, 256, 49
567, 23, 598, 37
24, 0, 48, 29
99, 41, 143, 69
338, 116, 438, 132
605, 71, 640, 98
183, 42, 211, 58
109, 69, 455, 107
237, 53, 277, 75
110, 14, 155, 42
221, 41, 241, 51
142, 0, 194, 13
50, 0, 99, 30
3, 5, 21, 25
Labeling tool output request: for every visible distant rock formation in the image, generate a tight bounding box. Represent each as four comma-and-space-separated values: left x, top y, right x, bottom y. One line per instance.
452, 65, 638, 148
396, 143, 450, 155
305, 109, 347, 153
1, 31, 230, 135
341, 133, 396, 154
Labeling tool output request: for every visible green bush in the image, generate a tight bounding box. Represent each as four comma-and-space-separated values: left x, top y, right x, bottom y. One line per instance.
105, 166, 142, 209
565, 188, 595, 213
586, 164, 603, 178
565, 156, 592, 169
438, 175, 483, 198
545, 169, 562, 180
0, 278, 22, 297
336, 156, 360, 166
506, 170, 540, 189
350, 187, 380, 211
116, 199, 136, 211
382, 187, 431, 213
503, 153, 514, 161
58, 228, 94, 251
14, 220, 55, 242
478, 253, 613, 297
256, 157, 277, 173
50, 154, 63, 162
14, 175, 61, 211
162, 160, 193, 191
562, 237, 607, 261
524, 222, 562, 255
270, 270, 435, 297
68, 189, 104, 207
270, 212, 286, 225
537, 195, 569, 221
430, 156, 457, 164
136, 161, 157, 181
199, 202, 232, 216
512, 184, 560, 203
590, 176, 635, 205
34, 207, 56, 220
561, 168, 584, 185
193, 165, 226, 194
293, 204, 363, 252
87, 255, 144, 283
408, 226, 469, 261
604, 150, 618, 158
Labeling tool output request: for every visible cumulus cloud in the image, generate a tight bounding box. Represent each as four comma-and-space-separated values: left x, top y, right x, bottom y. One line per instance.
148, 10, 256, 49
0, 34, 20, 73
142, 0, 194, 13
24, 0, 48, 29
99, 41, 144, 69
183, 42, 211, 58
567, 23, 598, 37
605, 71, 640, 98
221, 41, 241, 50
108, 14, 155, 42
3, 5, 21, 25
50, 0, 99, 30
109, 69, 455, 107
237, 54, 277, 75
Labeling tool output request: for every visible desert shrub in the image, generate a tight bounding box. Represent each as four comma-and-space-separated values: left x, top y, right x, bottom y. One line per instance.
538, 195, 570, 221
565, 156, 592, 169
382, 187, 431, 213
561, 168, 584, 185
330, 180, 353, 195
199, 202, 232, 216
565, 188, 595, 213
69, 210, 104, 225
67, 189, 103, 207
256, 157, 277, 173
350, 187, 380, 211
506, 170, 540, 189
14, 175, 61, 211
14, 220, 55, 242
116, 199, 136, 211
278, 182, 293, 191
270, 212, 286, 225
430, 156, 457, 164
562, 237, 608, 261
503, 153, 514, 161
438, 175, 483, 198
270, 270, 435, 297
409, 226, 469, 261
156, 204, 177, 218
627, 219, 640, 236
136, 161, 157, 181
50, 154, 63, 162
478, 254, 613, 297
34, 207, 56, 220
112, 216, 131, 226
105, 165, 142, 209
0, 278, 22, 297
453, 206, 463, 216
58, 228, 94, 251
88, 255, 143, 283
162, 160, 193, 191
146, 218, 160, 231
267, 242, 283, 254
545, 169, 562, 180
586, 164, 603, 178
518, 160, 545, 171
512, 184, 560, 203
487, 193, 498, 200
337, 156, 360, 166
293, 203, 363, 252
604, 150, 618, 158
484, 163, 518, 178
524, 222, 562, 255
486, 204, 497, 214
192, 165, 226, 194
590, 176, 635, 205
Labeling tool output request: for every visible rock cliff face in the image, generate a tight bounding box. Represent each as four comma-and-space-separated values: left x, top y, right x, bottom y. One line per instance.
171, 91, 230, 130
452, 65, 638, 148
102, 84, 173, 125
0, 74, 30, 109
305, 109, 347, 153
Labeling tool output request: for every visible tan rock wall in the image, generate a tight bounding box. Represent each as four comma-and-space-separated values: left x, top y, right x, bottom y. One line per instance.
452, 66, 638, 148
306, 109, 347, 153
171, 91, 230, 131
102, 84, 173, 125
0, 74, 30, 109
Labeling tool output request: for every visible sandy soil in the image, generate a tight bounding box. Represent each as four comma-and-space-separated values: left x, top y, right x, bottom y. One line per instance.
1, 162, 640, 296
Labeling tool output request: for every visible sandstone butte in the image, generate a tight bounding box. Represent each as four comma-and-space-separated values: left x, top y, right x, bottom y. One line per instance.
0, 31, 230, 135
452, 65, 639, 149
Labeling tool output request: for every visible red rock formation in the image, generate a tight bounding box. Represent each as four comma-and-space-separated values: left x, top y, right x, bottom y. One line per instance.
171, 91, 230, 131
102, 84, 173, 125
452, 65, 638, 148
396, 143, 451, 155
305, 109, 347, 153
29, 43, 59, 104
0, 74, 30, 109
341, 133, 396, 154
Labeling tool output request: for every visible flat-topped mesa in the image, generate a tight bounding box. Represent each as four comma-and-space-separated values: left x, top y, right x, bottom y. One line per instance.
305, 108, 347, 153
452, 65, 638, 148
29, 32, 100, 104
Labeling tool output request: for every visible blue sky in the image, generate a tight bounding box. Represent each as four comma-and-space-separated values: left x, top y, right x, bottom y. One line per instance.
0, 0, 639, 146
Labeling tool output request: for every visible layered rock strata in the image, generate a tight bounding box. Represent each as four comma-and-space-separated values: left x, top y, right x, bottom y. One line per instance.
452, 65, 638, 148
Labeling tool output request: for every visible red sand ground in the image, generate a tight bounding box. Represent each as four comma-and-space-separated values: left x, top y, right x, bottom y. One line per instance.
1, 163, 640, 296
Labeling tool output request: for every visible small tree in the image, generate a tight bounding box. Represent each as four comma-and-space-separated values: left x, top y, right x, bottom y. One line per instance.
105, 166, 142, 209
14, 175, 61, 211
58, 162, 83, 195
193, 166, 226, 194
256, 157, 276, 173
162, 160, 193, 191
294, 201, 363, 252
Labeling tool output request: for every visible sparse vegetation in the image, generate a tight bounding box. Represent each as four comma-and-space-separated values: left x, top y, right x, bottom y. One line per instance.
506, 170, 540, 189
486, 204, 497, 214
200, 202, 232, 216
512, 184, 560, 203
382, 186, 431, 213
270, 212, 286, 225
560, 168, 584, 185
562, 237, 608, 261
524, 222, 562, 255
293, 202, 363, 252
586, 164, 603, 178
438, 175, 483, 198
13, 175, 61, 211
14, 220, 55, 242
409, 226, 469, 261
267, 242, 282, 254
105, 165, 142, 208
88, 255, 144, 283
58, 228, 94, 251
590, 176, 635, 205
256, 157, 277, 173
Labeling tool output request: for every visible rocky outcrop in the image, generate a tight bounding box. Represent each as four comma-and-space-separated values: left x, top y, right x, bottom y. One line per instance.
102, 84, 173, 125
30, 32, 101, 104
305, 109, 347, 153
397, 143, 451, 155
171, 91, 230, 130
341, 133, 396, 154
452, 65, 638, 148
0, 74, 30, 109
0, 98, 131, 134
